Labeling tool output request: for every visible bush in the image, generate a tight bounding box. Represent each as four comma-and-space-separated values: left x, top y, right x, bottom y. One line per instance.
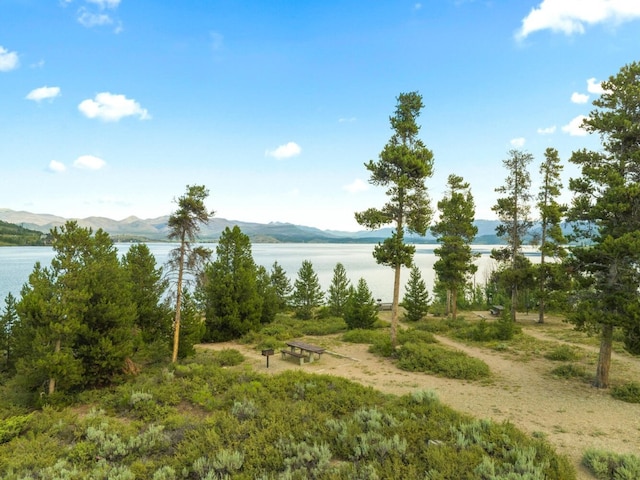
214, 349, 245, 367
583, 448, 640, 479
397, 342, 490, 380
342, 329, 388, 344
544, 345, 582, 362
611, 382, 640, 403
550, 364, 589, 380
369, 337, 396, 358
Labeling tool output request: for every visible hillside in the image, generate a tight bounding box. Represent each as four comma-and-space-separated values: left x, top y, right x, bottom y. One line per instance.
0, 220, 47, 246
0, 208, 505, 244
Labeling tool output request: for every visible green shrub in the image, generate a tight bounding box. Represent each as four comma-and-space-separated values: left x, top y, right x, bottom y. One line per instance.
0, 413, 32, 444
583, 448, 640, 479
300, 316, 347, 335
544, 345, 582, 362
214, 348, 245, 367
550, 363, 589, 380
398, 328, 437, 345
397, 342, 490, 380
369, 337, 396, 357
611, 382, 640, 403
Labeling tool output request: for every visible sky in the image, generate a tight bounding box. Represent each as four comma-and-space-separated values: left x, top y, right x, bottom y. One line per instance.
1, 0, 640, 232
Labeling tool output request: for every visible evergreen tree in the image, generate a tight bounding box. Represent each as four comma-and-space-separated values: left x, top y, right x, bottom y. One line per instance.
177, 290, 205, 359
256, 265, 279, 324
14, 222, 136, 396
202, 226, 262, 342
291, 260, 324, 320
535, 148, 567, 323
0, 293, 18, 373
344, 278, 378, 330
122, 243, 171, 346
167, 185, 214, 362
355, 92, 434, 345
401, 266, 430, 322
270, 261, 292, 310
431, 174, 478, 319
566, 61, 640, 388
491, 149, 534, 321
328, 263, 351, 317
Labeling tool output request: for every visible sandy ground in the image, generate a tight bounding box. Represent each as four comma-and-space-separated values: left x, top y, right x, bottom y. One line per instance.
198, 313, 640, 480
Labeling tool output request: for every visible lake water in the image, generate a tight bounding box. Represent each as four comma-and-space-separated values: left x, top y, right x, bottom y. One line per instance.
0, 243, 523, 305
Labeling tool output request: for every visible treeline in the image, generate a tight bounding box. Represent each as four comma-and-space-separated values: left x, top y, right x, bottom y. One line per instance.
0, 220, 48, 246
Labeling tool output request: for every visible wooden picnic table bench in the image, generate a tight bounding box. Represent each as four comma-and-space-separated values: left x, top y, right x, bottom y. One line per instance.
282, 340, 325, 364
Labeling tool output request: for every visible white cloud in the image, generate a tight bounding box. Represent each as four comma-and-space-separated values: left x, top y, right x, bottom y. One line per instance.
537, 125, 557, 135
338, 117, 357, 123
510, 137, 526, 147
48, 160, 67, 173
516, 0, 640, 40
86, 0, 121, 8
343, 179, 369, 194
587, 77, 606, 94
265, 142, 302, 159
571, 92, 589, 104
0, 46, 19, 72
78, 10, 113, 27
26, 86, 61, 102
78, 92, 150, 121
562, 115, 588, 136
74, 155, 106, 170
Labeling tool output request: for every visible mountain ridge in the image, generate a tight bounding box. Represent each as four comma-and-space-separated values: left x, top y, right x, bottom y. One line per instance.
0, 208, 504, 244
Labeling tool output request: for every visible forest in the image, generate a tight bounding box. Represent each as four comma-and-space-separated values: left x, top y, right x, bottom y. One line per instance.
1, 61, 639, 479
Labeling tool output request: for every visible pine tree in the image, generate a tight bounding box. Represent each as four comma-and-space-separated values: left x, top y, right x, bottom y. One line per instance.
355, 92, 434, 345
0, 293, 18, 373
202, 226, 263, 342
328, 263, 351, 317
270, 261, 292, 310
401, 266, 430, 322
491, 149, 534, 321
167, 185, 214, 362
122, 243, 171, 345
535, 148, 567, 323
566, 61, 640, 388
344, 278, 378, 330
431, 174, 478, 319
291, 260, 324, 320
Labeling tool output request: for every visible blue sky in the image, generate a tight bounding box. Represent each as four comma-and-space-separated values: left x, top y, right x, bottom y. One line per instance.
1, 0, 639, 231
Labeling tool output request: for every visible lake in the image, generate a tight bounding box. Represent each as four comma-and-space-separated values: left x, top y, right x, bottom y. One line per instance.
0, 243, 523, 305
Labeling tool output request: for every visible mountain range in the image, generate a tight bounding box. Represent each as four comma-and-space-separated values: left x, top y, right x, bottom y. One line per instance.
0, 208, 504, 244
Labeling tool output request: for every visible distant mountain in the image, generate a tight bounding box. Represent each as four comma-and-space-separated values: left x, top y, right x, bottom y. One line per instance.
0, 208, 505, 244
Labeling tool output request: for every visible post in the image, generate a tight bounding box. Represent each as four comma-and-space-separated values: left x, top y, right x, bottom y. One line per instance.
261, 349, 274, 368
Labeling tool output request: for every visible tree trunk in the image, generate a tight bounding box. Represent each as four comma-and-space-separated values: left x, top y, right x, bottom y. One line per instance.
451, 287, 458, 320
538, 255, 546, 324
49, 337, 61, 395
171, 238, 186, 363
511, 284, 517, 322
594, 323, 613, 388
390, 264, 401, 347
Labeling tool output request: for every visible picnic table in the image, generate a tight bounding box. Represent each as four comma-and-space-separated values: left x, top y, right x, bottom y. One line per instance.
281, 340, 325, 365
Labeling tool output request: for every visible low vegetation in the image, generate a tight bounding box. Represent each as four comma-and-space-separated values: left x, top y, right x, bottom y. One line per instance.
0, 348, 574, 479
583, 448, 640, 480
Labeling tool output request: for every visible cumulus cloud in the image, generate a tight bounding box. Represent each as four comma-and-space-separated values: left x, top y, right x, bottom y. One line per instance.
343, 179, 369, 194
265, 142, 302, 159
74, 155, 106, 170
78, 92, 150, 121
587, 77, 606, 94
0, 46, 19, 72
78, 10, 112, 27
571, 92, 589, 104
516, 0, 640, 40
537, 125, 557, 135
48, 160, 67, 173
510, 137, 526, 147
26, 86, 61, 102
562, 115, 588, 136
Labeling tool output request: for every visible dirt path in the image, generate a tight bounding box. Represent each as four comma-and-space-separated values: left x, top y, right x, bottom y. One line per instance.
198, 316, 640, 479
